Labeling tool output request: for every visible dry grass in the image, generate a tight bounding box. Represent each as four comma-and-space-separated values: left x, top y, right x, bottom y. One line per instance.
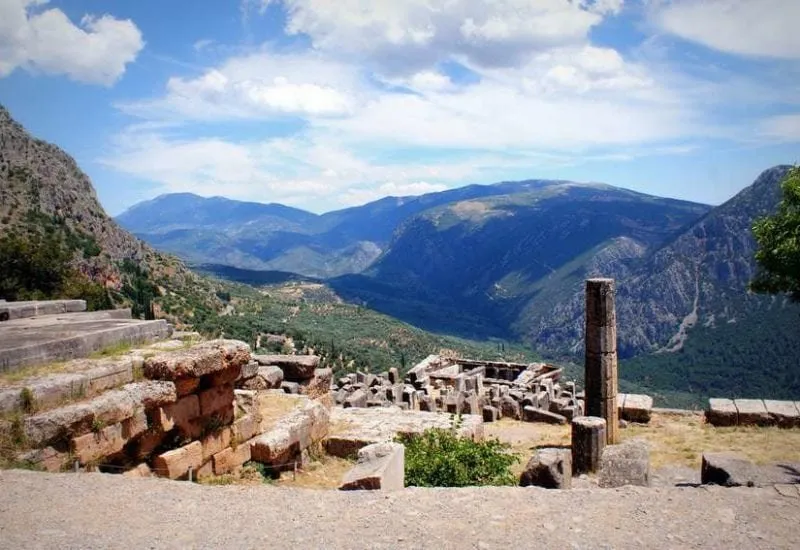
485, 413, 800, 475
275, 454, 356, 490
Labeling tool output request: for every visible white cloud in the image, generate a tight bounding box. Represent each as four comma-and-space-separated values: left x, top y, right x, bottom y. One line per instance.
0, 0, 143, 85
119, 52, 358, 120
759, 114, 800, 142
256, 0, 624, 73
654, 0, 800, 59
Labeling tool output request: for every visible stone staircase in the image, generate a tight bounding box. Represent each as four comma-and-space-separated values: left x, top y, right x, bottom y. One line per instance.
0, 300, 171, 373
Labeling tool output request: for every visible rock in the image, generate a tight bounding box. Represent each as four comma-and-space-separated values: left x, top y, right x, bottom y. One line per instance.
499, 396, 521, 420
238, 361, 259, 382
701, 452, 800, 487
706, 398, 737, 427
598, 439, 650, 488
734, 399, 772, 427
482, 406, 499, 423
302, 368, 332, 398
212, 443, 251, 475
198, 384, 235, 417
388, 368, 399, 384
344, 389, 368, 408
258, 366, 284, 389
201, 427, 232, 461
143, 340, 251, 380
340, 442, 405, 491
232, 414, 259, 443
252, 354, 320, 381
153, 441, 204, 479
16, 446, 68, 473
520, 448, 572, 489
123, 463, 152, 478
281, 382, 301, 395
523, 406, 567, 425
763, 400, 800, 428
619, 394, 653, 423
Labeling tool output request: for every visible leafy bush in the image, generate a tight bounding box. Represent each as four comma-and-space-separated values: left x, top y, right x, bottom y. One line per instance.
397, 422, 518, 487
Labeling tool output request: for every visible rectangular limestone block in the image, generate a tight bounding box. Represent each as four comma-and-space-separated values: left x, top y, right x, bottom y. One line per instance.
212, 443, 251, 475
205, 365, 243, 388
340, 442, 405, 491
734, 399, 772, 427
201, 427, 232, 461
154, 394, 201, 432
153, 441, 203, 479
199, 384, 235, 416
620, 394, 653, 423
706, 398, 737, 426
122, 410, 149, 440
763, 400, 800, 428
71, 423, 126, 465
174, 377, 201, 397
232, 414, 259, 443
250, 428, 297, 466
143, 340, 251, 380
196, 460, 214, 480
252, 354, 320, 381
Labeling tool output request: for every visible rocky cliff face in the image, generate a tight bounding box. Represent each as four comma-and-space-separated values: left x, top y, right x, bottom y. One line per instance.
519, 166, 794, 357
0, 104, 219, 322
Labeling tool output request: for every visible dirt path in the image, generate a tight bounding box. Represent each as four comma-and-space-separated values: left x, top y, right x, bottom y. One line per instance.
1, 470, 799, 549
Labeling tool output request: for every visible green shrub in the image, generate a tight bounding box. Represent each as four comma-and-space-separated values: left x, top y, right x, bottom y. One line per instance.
397, 423, 518, 487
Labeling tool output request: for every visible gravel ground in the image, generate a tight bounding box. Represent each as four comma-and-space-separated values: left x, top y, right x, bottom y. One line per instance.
1, 470, 799, 549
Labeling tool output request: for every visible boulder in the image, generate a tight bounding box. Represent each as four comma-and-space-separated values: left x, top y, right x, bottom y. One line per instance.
482, 406, 499, 423
281, 382, 301, 394
344, 389, 368, 408
144, 340, 251, 380
340, 442, 405, 491
598, 439, 650, 488
252, 354, 320, 381
519, 448, 572, 489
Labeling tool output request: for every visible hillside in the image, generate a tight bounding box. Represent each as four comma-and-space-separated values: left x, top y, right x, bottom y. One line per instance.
0, 105, 221, 325
331, 182, 710, 338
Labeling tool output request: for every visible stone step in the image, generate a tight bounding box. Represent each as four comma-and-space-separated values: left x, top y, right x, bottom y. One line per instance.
0, 300, 87, 322
0, 312, 171, 373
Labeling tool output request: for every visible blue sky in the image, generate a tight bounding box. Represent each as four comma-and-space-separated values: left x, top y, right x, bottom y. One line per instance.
0, 0, 798, 215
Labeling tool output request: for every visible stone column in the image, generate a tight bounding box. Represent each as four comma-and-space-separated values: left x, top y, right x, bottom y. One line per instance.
584, 278, 619, 445
571, 416, 606, 474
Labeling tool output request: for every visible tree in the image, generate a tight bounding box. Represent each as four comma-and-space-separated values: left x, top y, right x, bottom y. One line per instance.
751, 166, 800, 302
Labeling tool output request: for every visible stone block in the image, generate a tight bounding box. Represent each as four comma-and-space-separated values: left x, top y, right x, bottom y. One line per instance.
250, 427, 296, 466
388, 368, 399, 384
196, 460, 214, 480
734, 399, 772, 426
154, 394, 200, 432
206, 365, 243, 387
153, 441, 204, 479
340, 442, 405, 491
144, 340, 251, 380
499, 396, 521, 420
302, 368, 332, 398
706, 398, 737, 427
258, 366, 284, 389
212, 443, 252, 475
16, 446, 68, 473
523, 406, 567, 425
123, 463, 152, 478
598, 439, 650, 488
174, 377, 201, 397
237, 361, 259, 381
252, 354, 320, 381
520, 448, 571, 489
198, 384, 235, 416
281, 381, 301, 394
701, 452, 800, 487
232, 414, 259, 443
201, 427, 232, 461
482, 405, 499, 423
620, 394, 653, 423
71, 423, 125, 465
764, 400, 800, 428
344, 389, 368, 408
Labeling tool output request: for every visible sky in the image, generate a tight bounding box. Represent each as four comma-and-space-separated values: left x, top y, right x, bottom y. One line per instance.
0, 0, 798, 216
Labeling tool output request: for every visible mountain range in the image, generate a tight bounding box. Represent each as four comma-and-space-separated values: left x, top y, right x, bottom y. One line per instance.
117, 161, 799, 403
